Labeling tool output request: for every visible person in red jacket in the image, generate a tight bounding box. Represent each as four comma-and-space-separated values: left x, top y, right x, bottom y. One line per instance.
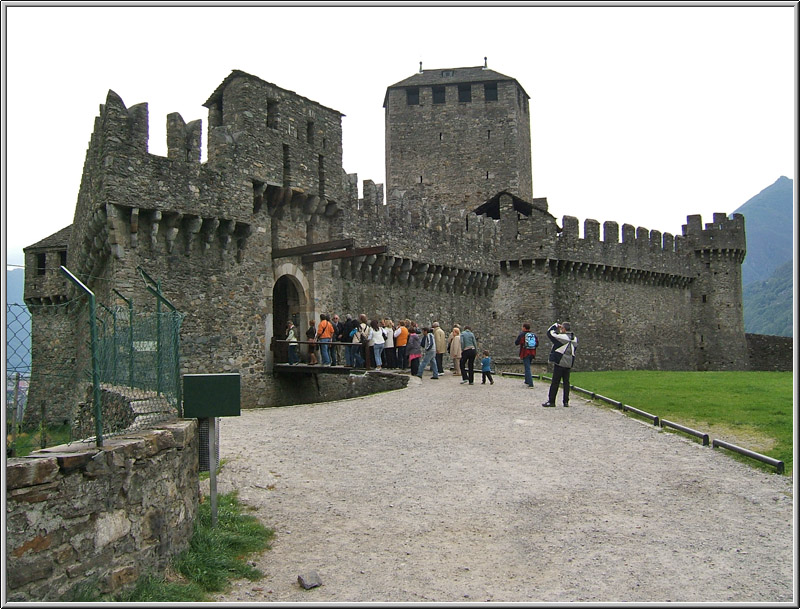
514, 323, 537, 388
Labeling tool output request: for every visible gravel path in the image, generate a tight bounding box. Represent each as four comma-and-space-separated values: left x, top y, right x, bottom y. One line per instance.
208, 371, 794, 603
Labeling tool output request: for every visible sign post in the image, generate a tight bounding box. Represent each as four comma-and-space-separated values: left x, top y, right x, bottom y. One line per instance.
183, 373, 241, 527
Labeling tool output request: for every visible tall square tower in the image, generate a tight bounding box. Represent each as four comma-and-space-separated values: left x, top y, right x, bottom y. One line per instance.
384, 64, 533, 212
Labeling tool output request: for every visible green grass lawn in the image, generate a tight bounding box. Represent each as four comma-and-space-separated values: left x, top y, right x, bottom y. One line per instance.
569, 371, 794, 475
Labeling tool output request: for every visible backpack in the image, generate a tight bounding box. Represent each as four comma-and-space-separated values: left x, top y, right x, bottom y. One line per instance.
524, 332, 538, 349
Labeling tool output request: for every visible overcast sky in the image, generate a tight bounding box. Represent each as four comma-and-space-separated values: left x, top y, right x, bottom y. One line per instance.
3, 2, 796, 270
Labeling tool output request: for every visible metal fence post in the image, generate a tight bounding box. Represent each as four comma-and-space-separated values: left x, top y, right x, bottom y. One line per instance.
40, 398, 46, 449
61, 266, 103, 447
100, 303, 118, 384
156, 280, 163, 395
10, 373, 20, 457
145, 283, 180, 398
172, 310, 183, 417
114, 290, 135, 390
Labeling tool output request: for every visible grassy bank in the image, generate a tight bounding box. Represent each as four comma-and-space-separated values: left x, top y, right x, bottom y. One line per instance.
568, 371, 793, 475
6, 423, 72, 457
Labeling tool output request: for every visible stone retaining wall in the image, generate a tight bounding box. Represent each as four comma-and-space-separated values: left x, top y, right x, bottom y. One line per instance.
5, 419, 198, 602
272, 369, 410, 406
745, 333, 794, 371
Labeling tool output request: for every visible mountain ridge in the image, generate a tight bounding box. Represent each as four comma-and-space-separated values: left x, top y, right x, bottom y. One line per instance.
733, 175, 793, 287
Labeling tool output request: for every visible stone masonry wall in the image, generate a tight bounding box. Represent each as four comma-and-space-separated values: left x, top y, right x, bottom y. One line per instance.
745, 333, 793, 371
5, 419, 198, 602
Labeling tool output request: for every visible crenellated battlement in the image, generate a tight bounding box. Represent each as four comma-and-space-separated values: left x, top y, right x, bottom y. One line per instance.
489, 189, 700, 281
342, 181, 498, 274
551, 215, 689, 275
681, 212, 747, 256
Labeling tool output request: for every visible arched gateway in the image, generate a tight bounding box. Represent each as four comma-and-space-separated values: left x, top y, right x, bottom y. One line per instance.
268, 265, 312, 370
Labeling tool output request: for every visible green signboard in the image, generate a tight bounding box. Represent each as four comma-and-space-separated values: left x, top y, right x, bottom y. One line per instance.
183, 373, 241, 418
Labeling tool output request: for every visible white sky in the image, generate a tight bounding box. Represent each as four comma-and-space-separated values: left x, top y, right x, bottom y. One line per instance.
3, 2, 797, 269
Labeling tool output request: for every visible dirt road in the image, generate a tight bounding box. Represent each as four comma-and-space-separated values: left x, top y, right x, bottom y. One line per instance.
208, 371, 794, 603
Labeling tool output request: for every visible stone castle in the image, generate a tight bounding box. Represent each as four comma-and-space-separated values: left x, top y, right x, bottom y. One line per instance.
24, 64, 754, 414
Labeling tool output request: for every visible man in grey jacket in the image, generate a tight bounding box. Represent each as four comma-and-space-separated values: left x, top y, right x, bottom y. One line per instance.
542, 322, 577, 407
416, 327, 440, 379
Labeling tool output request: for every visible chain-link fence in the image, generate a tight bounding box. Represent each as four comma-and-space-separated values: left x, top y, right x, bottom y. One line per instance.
84, 302, 185, 441
6, 303, 34, 455
6, 277, 184, 454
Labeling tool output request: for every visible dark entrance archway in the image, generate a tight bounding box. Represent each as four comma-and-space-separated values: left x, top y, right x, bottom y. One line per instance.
273, 274, 304, 364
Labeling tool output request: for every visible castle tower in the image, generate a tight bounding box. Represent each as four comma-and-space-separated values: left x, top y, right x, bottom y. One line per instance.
683, 213, 748, 370
384, 62, 533, 212
203, 70, 346, 208
22, 226, 76, 427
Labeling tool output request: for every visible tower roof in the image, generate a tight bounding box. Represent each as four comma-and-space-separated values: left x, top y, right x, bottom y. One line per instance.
473, 191, 551, 220
23, 225, 72, 251
204, 69, 344, 117
384, 65, 529, 107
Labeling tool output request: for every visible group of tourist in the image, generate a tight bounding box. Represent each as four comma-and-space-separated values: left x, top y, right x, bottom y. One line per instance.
283, 314, 490, 384
284, 313, 578, 402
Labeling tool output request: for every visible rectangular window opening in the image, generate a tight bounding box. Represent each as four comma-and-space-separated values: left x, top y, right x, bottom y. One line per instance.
432, 85, 445, 104
307, 121, 314, 145
484, 82, 498, 101
318, 155, 325, 197
267, 100, 278, 129
458, 84, 471, 103
439, 133, 443, 141
59, 250, 67, 267
407, 87, 420, 105
283, 144, 291, 187
36, 253, 46, 276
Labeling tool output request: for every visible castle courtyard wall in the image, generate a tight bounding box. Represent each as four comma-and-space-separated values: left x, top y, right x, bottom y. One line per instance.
23, 68, 766, 421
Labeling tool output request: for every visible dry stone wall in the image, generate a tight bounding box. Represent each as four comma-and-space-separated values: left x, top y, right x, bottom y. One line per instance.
5, 419, 198, 602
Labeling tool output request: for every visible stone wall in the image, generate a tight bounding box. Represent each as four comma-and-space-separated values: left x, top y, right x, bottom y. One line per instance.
745, 333, 794, 371
271, 369, 410, 407
5, 419, 198, 602
488, 265, 695, 372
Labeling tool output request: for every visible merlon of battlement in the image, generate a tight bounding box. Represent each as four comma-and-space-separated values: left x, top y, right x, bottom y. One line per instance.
99, 91, 149, 153
558, 217, 678, 252
167, 113, 202, 162
682, 213, 744, 236
681, 213, 746, 252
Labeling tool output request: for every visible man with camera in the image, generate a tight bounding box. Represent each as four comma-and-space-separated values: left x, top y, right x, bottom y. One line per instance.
542, 321, 578, 408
